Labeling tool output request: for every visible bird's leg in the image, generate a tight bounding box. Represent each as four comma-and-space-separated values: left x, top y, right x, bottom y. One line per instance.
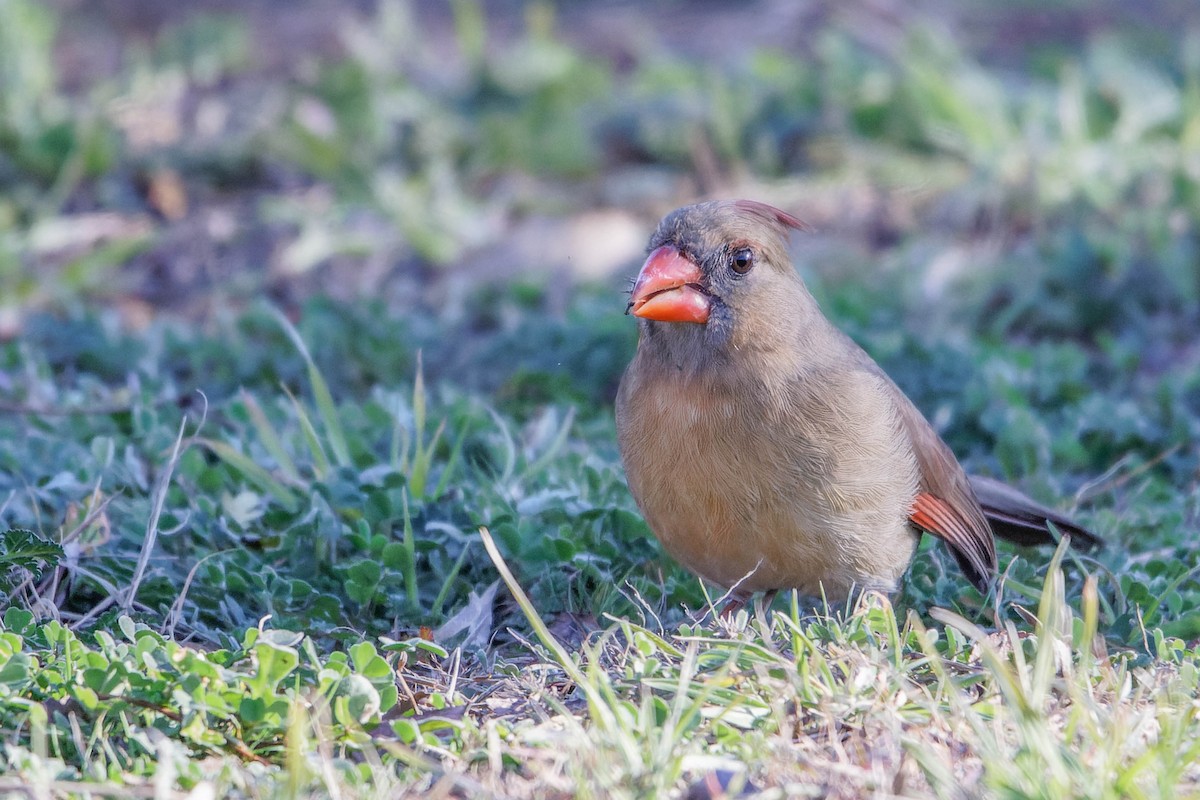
715, 559, 768, 621
719, 591, 752, 619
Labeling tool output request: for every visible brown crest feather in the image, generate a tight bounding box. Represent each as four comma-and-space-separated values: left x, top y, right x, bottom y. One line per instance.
733, 199, 812, 233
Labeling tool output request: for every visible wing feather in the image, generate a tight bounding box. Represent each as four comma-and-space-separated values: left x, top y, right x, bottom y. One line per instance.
888, 382, 998, 591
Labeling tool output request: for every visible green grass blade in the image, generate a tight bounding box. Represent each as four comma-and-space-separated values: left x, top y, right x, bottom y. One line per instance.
430, 417, 469, 501
281, 383, 332, 480
401, 489, 419, 617
270, 307, 351, 467
193, 437, 299, 512
240, 390, 301, 484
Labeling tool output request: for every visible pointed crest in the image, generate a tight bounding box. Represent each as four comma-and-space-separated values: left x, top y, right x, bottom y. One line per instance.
733, 199, 812, 233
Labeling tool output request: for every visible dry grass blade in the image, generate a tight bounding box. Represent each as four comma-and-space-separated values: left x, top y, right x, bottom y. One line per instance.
478, 526, 586, 688
124, 414, 190, 614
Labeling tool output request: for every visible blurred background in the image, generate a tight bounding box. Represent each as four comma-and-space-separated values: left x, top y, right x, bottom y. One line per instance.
3, 0, 1197, 341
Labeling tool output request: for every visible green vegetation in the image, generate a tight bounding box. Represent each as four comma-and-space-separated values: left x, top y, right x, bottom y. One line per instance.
1, 0, 1197, 796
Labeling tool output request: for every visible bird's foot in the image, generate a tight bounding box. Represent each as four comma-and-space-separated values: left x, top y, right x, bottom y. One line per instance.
718, 592, 751, 619
717, 589, 779, 628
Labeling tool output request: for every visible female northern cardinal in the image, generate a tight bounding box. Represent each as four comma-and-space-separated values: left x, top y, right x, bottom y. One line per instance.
616, 199, 1098, 603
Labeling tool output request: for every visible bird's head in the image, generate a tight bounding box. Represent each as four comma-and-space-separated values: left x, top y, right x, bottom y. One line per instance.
627, 200, 812, 368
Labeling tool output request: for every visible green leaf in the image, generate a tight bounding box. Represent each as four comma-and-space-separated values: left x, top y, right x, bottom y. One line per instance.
248, 640, 299, 698
118, 616, 138, 642
391, 717, 420, 744
345, 559, 382, 605
0, 529, 64, 587
381, 541, 409, 571
348, 640, 377, 672
0, 653, 33, 687
239, 695, 267, 722
380, 637, 449, 659
2, 608, 35, 633
341, 673, 381, 724
69, 685, 100, 711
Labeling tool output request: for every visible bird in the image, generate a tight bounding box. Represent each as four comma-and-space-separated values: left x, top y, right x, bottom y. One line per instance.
615, 199, 1099, 607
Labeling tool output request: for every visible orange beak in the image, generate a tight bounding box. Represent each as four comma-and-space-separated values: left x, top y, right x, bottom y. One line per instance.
627, 246, 711, 324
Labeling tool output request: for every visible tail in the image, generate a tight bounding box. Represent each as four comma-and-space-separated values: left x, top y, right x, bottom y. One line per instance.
968, 474, 1102, 549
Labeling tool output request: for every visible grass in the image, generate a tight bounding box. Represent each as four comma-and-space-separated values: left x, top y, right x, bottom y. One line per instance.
1, 0, 1199, 796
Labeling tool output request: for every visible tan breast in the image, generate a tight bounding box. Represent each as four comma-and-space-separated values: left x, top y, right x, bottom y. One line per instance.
616, 355, 922, 599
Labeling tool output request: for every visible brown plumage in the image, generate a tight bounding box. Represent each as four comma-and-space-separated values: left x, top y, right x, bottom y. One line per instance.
615, 199, 1099, 602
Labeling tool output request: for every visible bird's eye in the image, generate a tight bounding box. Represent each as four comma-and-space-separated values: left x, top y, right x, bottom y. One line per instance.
730, 248, 754, 274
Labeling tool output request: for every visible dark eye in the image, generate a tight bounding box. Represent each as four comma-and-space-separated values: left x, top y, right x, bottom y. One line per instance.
730, 247, 754, 274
